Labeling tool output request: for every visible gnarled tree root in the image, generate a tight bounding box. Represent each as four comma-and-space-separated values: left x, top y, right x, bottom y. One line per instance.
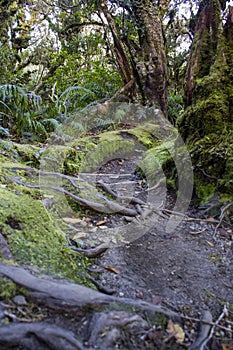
0, 263, 180, 320
0, 322, 86, 350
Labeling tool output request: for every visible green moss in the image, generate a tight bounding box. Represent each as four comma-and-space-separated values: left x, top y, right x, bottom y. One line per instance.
127, 125, 160, 148
194, 176, 216, 205
178, 20, 233, 203
79, 132, 135, 173
137, 141, 173, 185
0, 277, 28, 300
0, 187, 89, 284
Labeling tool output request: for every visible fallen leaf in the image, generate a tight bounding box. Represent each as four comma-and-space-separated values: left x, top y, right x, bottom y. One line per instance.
222, 345, 233, 350
72, 232, 87, 240
167, 320, 185, 343
219, 229, 231, 239
82, 217, 92, 222
102, 266, 121, 274
152, 295, 163, 305
63, 217, 82, 224
147, 330, 164, 340
206, 217, 218, 222
206, 240, 214, 247
135, 289, 143, 299
96, 220, 106, 226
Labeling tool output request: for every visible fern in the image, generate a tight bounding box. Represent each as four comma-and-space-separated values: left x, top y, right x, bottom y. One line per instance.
0, 84, 44, 138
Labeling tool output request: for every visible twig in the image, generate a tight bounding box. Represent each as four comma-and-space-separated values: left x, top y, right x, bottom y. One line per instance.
181, 314, 233, 333
162, 209, 219, 223
214, 202, 233, 236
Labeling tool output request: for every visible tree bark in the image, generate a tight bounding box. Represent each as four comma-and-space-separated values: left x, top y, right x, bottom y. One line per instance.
184, 0, 222, 107
99, 0, 168, 115
179, 1, 233, 202
130, 0, 168, 115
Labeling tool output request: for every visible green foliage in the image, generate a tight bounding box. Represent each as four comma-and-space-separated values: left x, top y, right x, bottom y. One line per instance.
0, 84, 47, 139
168, 93, 184, 125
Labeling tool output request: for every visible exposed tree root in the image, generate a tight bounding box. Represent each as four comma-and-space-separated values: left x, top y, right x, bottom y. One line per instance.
0, 322, 86, 350
189, 310, 213, 350
84, 310, 148, 348
12, 176, 139, 216
0, 234, 13, 260
71, 242, 109, 258
0, 263, 180, 320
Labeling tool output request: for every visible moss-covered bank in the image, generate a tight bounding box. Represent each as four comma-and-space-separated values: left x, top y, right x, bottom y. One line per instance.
0, 141, 91, 287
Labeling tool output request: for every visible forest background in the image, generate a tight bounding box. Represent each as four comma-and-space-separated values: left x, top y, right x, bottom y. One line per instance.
0, 1, 233, 349
0, 0, 233, 203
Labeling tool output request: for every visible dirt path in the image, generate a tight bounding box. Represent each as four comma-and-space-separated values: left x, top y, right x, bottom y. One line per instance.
87, 156, 232, 316
86, 155, 233, 348
98, 218, 232, 314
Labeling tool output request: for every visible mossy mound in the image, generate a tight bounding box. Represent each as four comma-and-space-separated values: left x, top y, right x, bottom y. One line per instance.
0, 141, 90, 286
0, 187, 89, 283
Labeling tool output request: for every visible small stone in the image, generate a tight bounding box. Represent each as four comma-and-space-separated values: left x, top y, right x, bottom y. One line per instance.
12, 295, 27, 306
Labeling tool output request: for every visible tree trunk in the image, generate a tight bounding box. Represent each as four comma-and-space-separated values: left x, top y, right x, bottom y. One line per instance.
130, 0, 168, 115
99, 0, 168, 115
99, 1, 133, 85
184, 0, 222, 107
178, 1, 233, 202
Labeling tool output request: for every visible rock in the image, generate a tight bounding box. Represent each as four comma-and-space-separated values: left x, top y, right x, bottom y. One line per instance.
12, 295, 28, 306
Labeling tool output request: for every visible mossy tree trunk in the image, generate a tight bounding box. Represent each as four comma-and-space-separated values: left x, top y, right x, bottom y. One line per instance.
99, 0, 168, 115
178, 1, 233, 202
130, 0, 168, 115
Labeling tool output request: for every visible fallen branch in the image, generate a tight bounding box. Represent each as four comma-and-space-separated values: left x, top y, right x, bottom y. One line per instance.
214, 202, 233, 236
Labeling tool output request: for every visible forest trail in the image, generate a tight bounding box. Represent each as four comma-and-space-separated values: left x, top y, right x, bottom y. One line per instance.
93, 157, 233, 314
0, 138, 232, 350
